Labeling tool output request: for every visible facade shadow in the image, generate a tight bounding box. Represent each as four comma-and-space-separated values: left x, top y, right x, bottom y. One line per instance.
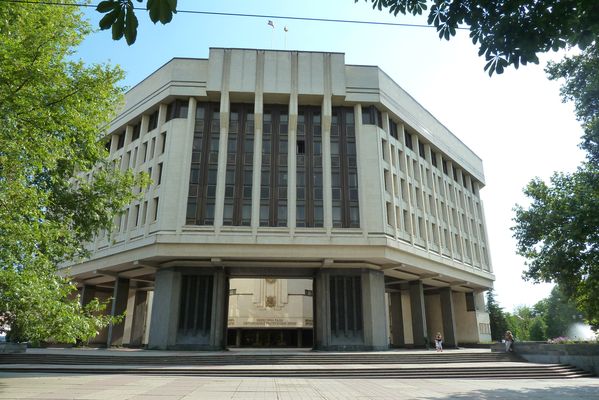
423, 383, 599, 399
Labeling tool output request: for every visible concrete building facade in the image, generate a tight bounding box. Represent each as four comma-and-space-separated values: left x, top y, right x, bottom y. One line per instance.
65, 48, 494, 350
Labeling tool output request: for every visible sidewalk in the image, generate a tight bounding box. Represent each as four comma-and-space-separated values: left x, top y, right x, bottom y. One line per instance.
1, 372, 598, 399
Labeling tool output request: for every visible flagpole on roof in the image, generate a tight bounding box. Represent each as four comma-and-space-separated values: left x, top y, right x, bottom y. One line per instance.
267, 20, 275, 48
284, 26, 288, 49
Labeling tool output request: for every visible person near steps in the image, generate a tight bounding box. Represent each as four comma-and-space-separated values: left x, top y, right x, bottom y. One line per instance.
435, 332, 443, 352
504, 330, 514, 352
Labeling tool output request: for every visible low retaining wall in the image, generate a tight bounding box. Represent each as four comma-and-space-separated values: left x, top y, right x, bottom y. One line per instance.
510, 342, 599, 375
0, 343, 27, 353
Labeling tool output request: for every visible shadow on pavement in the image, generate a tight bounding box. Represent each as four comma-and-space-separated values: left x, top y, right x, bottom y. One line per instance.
425, 383, 598, 399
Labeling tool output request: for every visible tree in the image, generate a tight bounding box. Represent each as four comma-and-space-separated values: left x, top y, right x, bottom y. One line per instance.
0, 2, 146, 343
513, 165, 599, 331
546, 42, 599, 164
486, 290, 507, 341
513, 38, 599, 331
543, 286, 584, 339
361, 1, 599, 75
529, 316, 547, 341
505, 306, 536, 341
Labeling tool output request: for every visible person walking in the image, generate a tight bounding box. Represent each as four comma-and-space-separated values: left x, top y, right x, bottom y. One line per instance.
434, 332, 443, 352
504, 330, 514, 352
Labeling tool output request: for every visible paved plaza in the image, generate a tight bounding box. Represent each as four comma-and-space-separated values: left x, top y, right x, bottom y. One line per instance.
1, 373, 598, 399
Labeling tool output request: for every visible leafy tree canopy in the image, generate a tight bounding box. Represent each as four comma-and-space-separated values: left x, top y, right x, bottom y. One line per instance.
361, 1, 599, 75
513, 40, 599, 331
0, 2, 146, 343
541, 286, 584, 339
547, 43, 599, 164
486, 290, 507, 341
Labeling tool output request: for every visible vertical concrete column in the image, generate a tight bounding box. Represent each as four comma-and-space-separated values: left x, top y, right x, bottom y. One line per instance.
399, 123, 415, 244
440, 287, 458, 348
361, 269, 389, 350
288, 51, 299, 232
129, 289, 148, 347
313, 269, 331, 349
214, 49, 232, 232
251, 51, 264, 233
382, 112, 398, 240
209, 269, 228, 350
107, 277, 130, 347
176, 97, 197, 233
322, 54, 333, 233
414, 136, 430, 251
389, 291, 405, 347
79, 285, 96, 307
148, 268, 181, 349
409, 280, 428, 346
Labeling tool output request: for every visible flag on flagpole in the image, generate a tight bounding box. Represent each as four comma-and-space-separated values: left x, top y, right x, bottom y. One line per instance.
284, 26, 288, 32
267, 20, 274, 28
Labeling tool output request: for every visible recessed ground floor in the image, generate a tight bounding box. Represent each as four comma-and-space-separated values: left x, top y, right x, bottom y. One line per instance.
78, 264, 491, 351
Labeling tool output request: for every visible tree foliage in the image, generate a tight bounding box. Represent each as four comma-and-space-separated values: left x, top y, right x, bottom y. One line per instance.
96, 0, 177, 45
513, 166, 599, 330
0, 2, 145, 343
361, 1, 599, 75
542, 286, 584, 339
513, 41, 599, 331
529, 316, 547, 341
547, 43, 599, 164
486, 290, 507, 341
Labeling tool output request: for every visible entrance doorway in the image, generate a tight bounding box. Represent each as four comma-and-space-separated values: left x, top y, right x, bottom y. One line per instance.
226, 278, 314, 348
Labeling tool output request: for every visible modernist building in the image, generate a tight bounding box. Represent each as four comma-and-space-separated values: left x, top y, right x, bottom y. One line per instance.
66, 48, 494, 350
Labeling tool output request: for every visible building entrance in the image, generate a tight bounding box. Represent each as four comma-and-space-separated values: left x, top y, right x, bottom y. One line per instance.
226, 278, 314, 348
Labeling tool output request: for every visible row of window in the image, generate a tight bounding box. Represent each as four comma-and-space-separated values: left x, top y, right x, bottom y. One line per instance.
366, 105, 479, 196
370, 105, 488, 268
113, 197, 159, 235
109, 98, 185, 153
185, 103, 360, 228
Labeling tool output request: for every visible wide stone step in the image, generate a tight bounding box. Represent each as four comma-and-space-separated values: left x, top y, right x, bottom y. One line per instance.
0, 364, 591, 379
0, 352, 515, 366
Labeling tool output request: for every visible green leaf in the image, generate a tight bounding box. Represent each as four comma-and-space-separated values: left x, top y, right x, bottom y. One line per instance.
124, 8, 139, 45
112, 13, 125, 40
96, 0, 116, 13
99, 8, 119, 31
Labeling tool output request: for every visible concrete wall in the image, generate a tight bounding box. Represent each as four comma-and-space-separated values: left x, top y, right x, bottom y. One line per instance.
425, 294, 443, 341
401, 291, 414, 344
513, 343, 599, 375
454, 292, 479, 343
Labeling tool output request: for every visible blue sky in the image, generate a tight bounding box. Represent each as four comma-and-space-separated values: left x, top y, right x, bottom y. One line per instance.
76, 0, 585, 312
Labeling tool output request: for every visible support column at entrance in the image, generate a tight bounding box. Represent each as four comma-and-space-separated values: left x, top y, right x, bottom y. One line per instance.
409, 280, 427, 347
107, 277, 129, 347
148, 268, 181, 349
314, 268, 388, 351
79, 285, 95, 307
440, 287, 458, 348
361, 269, 388, 349
389, 292, 405, 347
129, 289, 148, 347
148, 267, 227, 350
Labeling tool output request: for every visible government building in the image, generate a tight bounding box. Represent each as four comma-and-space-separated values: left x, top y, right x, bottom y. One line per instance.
65, 48, 494, 350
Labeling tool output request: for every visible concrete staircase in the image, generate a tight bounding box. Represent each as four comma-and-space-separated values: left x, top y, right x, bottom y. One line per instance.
0, 350, 594, 379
